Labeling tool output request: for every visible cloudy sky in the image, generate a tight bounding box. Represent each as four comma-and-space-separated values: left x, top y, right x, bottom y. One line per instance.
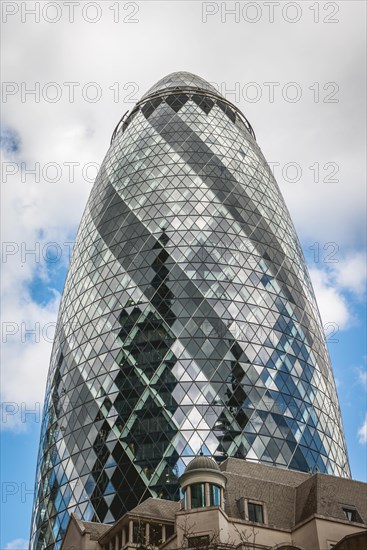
1, 1, 366, 547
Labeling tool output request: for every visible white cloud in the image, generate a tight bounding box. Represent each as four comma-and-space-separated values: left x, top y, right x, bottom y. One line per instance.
5, 539, 29, 550
333, 252, 367, 297
309, 267, 350, 330
1, 287, 61, 431
0, 1, 365, 436
357, 366, 367, 390
358, 414, 367, 444
308, 250, 366, 331
1, 0, 365, 252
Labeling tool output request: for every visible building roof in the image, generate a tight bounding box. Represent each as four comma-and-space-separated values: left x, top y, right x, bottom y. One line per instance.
220, 457, 309, 485
129, 497, 180, 521
186, 455, 221, 473
219, 458, 366, 530
333, 531, 367, 549
70, 459, 366, 547
71, 514, 111, 539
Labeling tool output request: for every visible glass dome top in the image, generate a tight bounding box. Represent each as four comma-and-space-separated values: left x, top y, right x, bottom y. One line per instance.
141, 71, 220, 99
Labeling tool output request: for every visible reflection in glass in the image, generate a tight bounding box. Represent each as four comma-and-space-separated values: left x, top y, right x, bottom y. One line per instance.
191, 483, 205, 508
210, 484, 221, 506
30, 71, 350, 550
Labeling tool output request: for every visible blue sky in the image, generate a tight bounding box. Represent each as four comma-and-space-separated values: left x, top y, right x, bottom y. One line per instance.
1, 2, 366, 548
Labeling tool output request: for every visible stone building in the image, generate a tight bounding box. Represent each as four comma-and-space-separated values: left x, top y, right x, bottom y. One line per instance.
61, 456, 366, 550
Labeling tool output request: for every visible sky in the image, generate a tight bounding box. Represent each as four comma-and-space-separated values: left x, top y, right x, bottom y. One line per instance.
1, 1, 366, 547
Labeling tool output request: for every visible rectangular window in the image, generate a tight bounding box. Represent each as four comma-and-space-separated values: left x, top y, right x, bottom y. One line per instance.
248, 502, 264, 523
133, 522, 145, 543
165, 524, 174, 540
150, 523, 162, 546
188, 535, 209, 548
210, 484, 221, 506
342, 506, 361, 523
191, 483, 205, 508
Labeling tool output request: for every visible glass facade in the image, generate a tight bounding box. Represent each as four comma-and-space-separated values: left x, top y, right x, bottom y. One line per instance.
30, 71, 350, 549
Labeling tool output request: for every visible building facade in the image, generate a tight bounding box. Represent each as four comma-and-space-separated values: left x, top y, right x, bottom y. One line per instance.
60, 457, 367, 550
30, 72, 350, 549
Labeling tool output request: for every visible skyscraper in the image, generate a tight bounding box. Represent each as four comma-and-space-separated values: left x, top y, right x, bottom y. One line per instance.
30, 72, 350, 549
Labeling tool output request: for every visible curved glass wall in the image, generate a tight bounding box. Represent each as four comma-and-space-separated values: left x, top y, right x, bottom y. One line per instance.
30, 71, 350, 549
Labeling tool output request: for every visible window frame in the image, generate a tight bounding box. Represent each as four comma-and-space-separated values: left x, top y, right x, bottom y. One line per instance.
342, 505, 362, 523
190, 482, 206, 509
247, 501, 264, 524
209, 483, 221, 506
187, 535, 210, 549
239, 497, 267, 525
